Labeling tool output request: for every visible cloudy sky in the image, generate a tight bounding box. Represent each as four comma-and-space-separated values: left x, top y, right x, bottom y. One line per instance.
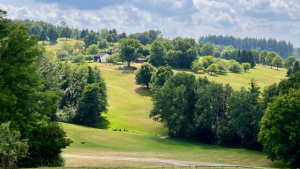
1, 0, 300, 46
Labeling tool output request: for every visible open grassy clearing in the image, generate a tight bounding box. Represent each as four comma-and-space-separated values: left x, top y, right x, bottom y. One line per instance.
62, 123, 286, 168
174, 65, 286, 90
41, 42, 287, 168
39, 38, 81, 54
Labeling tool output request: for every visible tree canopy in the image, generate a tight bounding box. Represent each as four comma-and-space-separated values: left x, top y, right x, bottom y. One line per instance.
119, 38, 142, 67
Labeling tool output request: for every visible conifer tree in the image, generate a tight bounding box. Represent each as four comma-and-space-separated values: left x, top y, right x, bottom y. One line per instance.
40, 30, 47, 44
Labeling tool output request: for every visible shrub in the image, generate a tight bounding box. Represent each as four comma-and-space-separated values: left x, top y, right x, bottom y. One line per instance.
191, 60, 204, 72
72, 55, 85, 63
106, 56, 116, 63
56, 50, 69, 60
228, 60, 242, 73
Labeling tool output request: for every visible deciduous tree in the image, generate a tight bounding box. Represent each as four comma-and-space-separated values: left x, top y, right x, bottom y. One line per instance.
60, 27, 72, 41
119, 38, 142, 67
135, 62, 157, 89
272, 55, 283, 71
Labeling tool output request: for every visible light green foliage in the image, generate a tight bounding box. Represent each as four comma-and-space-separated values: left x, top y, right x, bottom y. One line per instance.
251, 49, 260, 64
119, 38, 142, 67
87, 44, 99, 55
228, 60, 242, 73
148, 41, 167, 67
161, 41, 173, 51
258, 88, 300, 168
106, 56, 116, 63
221, 50, 231, 60
215, 58, 228, 73
272, 55, 283, 70
60, 27, 72, 41
150, 66, 174, 90
98, 38, 109, 49
242, 62, 251, 72
265, 51, 278, 68
56, 50, 69, 60
73, 41, 83, 51
0, 122, 29, 169
71, 54, 85, 63
200, 42, 215, 56
83, 33, 97, 48
191, 60, 204, 72
201, 56, 215, 69
135, 62, 157, 89
206, 64, 219, 75
61, 42, 74, 54
85, 55, 93, 62
259, 50, 268, 65
284, 56, 296, 69
99, 28, 109, 39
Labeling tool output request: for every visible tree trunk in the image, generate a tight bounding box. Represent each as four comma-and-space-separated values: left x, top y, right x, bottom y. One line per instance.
277, 67, 278, 71
66, 37, 67, 41
43, 40, 44, 44
128, 62, 130, 67
147, 84, 149, 89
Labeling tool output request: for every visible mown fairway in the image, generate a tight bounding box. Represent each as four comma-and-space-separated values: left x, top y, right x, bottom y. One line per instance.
40, 40, 287, 168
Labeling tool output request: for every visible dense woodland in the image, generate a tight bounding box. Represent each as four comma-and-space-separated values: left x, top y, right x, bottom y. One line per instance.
1, 10, 300, 169
199, 35, 299, 59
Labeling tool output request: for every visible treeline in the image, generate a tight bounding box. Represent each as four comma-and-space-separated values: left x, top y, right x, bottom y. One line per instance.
199, 35, 297, 59
144, 64, 300, 167
0, 10, 108, 168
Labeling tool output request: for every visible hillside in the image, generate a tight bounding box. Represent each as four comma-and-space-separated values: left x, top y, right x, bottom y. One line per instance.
40, 39, 287, 168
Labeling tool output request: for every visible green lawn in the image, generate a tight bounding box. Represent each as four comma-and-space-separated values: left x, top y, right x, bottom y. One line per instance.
41, 41, 287, 168
174, 65, 286, 90
62, 123, 286, 168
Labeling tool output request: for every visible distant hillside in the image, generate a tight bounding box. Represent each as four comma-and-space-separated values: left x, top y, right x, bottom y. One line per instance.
199, 35, 300, 59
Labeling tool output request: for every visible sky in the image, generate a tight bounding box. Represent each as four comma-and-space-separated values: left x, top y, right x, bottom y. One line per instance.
1, 0, 300, 47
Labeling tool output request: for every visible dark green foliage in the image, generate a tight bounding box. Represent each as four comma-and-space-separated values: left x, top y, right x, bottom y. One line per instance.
60, 27, 72, 41
237, 50, 242, 63
80, 29, 88, 39
148, 41, 167, 67
150, 72, 197, 136
85, 56, 93, 63
135, 62, 157, 89
284, 56, 296, 69
47, 27, 59, 42
221, 50, 231, 60
199, 35, 293, 59
241, 49, 248, 63
74, 83, 107, 126
150, 66, 174, 90
83, 33, 97, 48
119, 38, 142, 67
265, 51, 278, 68
214, 51, 221, 58
228, 81, 263, 149
258, 88, 300, 168
272, 55, 283, 70
40, 30, 47, 44
18, 122, 72, 167
248, 50, 255, 68
293, 60, 300, 73
286, 67, 292, 77
98, 38, 109, 49
0, 15, 71, 168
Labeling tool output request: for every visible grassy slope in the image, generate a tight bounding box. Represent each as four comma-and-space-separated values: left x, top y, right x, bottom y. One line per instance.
40, 41, 287, 168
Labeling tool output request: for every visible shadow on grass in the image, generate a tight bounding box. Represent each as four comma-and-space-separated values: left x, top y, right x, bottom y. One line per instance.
95, 116, 111, 129
115, 66, 135, 74
135, 86, 152, 97
49, 41, 58, 46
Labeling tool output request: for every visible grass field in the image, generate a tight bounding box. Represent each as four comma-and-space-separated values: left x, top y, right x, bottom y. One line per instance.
40, 40, 288, 168
62, 123, 287, 168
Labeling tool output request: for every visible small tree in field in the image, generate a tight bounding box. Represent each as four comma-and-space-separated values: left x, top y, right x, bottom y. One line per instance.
272, 55, 283, 71
39, 30, 47, 44
191, 60, 204, 73
60, 27, 72, 41
206, 64, 219, 75
242, 62, 251, 72
0, 122, 29, 169
135, 62, 157, 89
85, 56, 93, 63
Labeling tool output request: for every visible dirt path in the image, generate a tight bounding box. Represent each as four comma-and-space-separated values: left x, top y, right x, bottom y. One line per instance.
63, 154, 247, 167
57, 40, 64, 44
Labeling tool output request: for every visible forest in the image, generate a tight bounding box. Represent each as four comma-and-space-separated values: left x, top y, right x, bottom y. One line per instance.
1, 9, 300, 169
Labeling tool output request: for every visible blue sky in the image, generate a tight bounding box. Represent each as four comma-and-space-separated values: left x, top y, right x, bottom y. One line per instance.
1, 0, 300, 46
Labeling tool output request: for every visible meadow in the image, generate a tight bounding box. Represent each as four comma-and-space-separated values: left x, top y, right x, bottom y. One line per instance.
41, 39, 288, 168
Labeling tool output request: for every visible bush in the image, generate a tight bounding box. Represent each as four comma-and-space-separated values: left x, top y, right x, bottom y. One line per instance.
56, 50, 69, 60
191, 60, 204, 72
85, 55, 94, 62
229, 61, 242, 73
106, 56, 116, 63
72, 55, 85, 63
202, 56, 215, 69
